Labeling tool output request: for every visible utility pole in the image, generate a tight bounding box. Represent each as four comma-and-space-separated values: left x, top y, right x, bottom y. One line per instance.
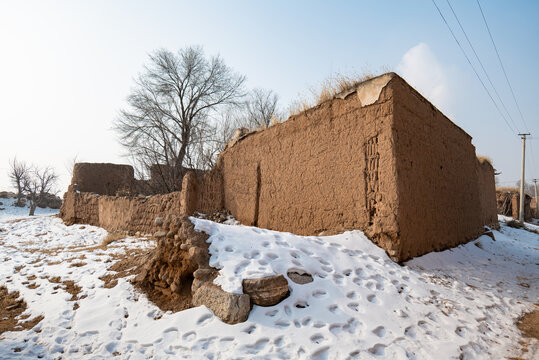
534, 179, 538, 219
518, 133, 530, 223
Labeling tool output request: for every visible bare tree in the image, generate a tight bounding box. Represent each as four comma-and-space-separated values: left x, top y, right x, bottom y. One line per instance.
8, 158, 29, 207
64, 154, 80, 179
22, 166, 58, 216
516, 180, 534, 196
243, 88, 281, 130
114, 46, 246, 192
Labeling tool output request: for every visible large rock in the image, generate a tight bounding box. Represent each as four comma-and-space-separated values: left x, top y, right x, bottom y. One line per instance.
242, 274, 289, 306
192, 283, 250, 324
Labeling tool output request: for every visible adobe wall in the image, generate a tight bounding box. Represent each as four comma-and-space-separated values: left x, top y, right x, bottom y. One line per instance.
217, 74, 401, 256
391, 76, 495, 260
71, 163, 135, 195
476, 159, 498, 227
60, 189, 184, 234
60, 73, 498, 263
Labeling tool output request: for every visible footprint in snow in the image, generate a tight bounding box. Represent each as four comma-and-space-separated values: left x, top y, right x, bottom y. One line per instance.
242, 325, 256, 334
196, 313, 214, 326
368, 343, 387, 356
404, 326, 416, 338
234, 260, 250, 275
310, 333, 325, 344
245, 338, 269, 352
311, 346, 330, 360
367, 294, 378, 304
312, 289, 327, 298
372, 326, 386, 337
182, 331, 196, 341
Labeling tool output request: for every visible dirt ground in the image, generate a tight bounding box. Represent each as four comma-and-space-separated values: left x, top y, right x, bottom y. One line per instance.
513, 306, 539, 359
0, 286, 43, 338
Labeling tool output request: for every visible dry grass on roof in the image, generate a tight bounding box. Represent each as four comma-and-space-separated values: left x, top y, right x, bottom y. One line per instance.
476, 155, 493, 166
288, 70, 390, 118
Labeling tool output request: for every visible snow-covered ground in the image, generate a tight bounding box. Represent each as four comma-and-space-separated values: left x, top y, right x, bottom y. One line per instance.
0, 201, 537, 359
0, 197, 59, 222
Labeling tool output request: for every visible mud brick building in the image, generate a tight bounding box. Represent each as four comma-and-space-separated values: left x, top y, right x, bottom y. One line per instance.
61, 73, 497, 262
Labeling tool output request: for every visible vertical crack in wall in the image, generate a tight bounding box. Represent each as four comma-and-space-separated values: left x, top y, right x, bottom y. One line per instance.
254, 162, 261, 226
364, 136, 380, 226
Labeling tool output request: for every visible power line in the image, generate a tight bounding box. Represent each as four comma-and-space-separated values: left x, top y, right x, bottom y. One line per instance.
476, 0, 530, 133
430, 0, 517, 135
445, 0, 520, 133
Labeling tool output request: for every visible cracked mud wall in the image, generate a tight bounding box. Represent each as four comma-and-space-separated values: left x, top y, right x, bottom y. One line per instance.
61, 191, 184, 234
391, 76, 495, 261
218, 78, 400, 246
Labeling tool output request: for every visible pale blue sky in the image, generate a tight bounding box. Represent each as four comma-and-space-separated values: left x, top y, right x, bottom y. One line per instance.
0, 0, 537, 192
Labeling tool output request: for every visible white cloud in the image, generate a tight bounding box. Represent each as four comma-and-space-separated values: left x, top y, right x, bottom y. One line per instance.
397, 43, 453, 114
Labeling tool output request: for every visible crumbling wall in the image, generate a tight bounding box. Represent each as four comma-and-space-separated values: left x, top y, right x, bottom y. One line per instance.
391, 75, 495, 260
496, 190, 534, 221
71, 163, 135, 195
60, 188, 100, 226
60, 189, 184, 234
218, 75, 400, 249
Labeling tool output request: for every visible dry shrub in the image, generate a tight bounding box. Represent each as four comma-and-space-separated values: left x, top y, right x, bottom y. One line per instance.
101, 232, 126, 247
315, 72, 375, 104
288, 69, 390, 117
496, 186, 518, 193
477, 155, 493, 166
288, 99, 313, 118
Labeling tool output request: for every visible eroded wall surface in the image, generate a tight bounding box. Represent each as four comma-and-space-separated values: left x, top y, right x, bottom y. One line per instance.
61, 190, 183, 234
218, 79, 400, 253
391, 76, 496, 260
72, 163, 135, 195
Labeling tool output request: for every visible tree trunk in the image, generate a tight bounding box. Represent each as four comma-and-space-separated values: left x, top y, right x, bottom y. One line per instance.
28, 194, 36, 216
16, 184, 24, 207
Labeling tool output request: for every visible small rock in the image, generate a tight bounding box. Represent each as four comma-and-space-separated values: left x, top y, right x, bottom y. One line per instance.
135, 231, 141, 237
242, 274, 289, 306
193, 268, 216, 280
192, 268, 217, 293
154, 231, 166, 239
166, 231, 175, 239
287, 270, 313, 284
155, 217, 163, 226
192, 283, 250, 324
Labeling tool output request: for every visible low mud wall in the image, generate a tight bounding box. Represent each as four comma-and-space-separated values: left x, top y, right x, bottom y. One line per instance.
60, 190, 184, 234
